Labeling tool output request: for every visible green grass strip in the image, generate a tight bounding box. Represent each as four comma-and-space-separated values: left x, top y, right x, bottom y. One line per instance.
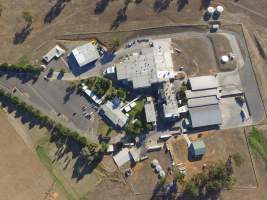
248, 127, 267, 170
36, 145, 77, 200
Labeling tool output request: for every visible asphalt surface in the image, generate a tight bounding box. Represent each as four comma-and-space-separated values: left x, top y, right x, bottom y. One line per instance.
0, 73, 99, 141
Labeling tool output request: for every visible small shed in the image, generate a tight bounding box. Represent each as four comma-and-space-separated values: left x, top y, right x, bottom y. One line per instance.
190, 140, 206, 160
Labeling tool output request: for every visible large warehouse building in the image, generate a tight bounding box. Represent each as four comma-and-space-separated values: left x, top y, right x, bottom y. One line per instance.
115, 38, 175, 89
186, 75, 222, 128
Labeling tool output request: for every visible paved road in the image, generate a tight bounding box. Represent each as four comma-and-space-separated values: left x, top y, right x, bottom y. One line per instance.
0, 73, 99, 141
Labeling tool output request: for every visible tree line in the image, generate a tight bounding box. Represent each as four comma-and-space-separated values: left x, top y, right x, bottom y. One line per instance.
0, 88, 99, 154
0, 63, 42, 76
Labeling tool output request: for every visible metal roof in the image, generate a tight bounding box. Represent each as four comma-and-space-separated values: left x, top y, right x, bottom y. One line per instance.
189, 104, 222, 128
185, 89, 218, 99
162, 81, 179, 118
144, 100, 157, 123
116, 48, 158, 89
188, 96, 218, 108
43, 45, 65, 63
113, 148, 130, 167
191, 140, 206, 156
189, 76, 219, 91
71, 42, 100, 67
116, 39, 174, 89
101, 101, 128, 128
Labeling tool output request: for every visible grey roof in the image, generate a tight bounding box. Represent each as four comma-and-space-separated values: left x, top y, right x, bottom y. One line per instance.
71, 43, 100, 67
188, 96, 218, 108
43, 45, 65, 63
129, 148, 140, 163
101, 101, 128, 128
116, 48, 159, 89
189, 76, 219, 91
191, 140, 206, 156
144, 100, 157, 123
162, 81, 179, 118
185, 89, 218, 99
189, 104, 222, 128
113, 148, 130, 167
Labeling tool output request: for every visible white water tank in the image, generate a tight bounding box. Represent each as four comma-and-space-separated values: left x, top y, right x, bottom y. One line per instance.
216, 5, 224, 13
159, 170, 166, 178
151, 159, 159, 167
221, 55, 229, 63
155, 164, 162, 173
207, 6, 215, 14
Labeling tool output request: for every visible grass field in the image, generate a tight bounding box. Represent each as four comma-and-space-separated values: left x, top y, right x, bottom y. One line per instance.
248, 127, 267, 170
36, 137, 77, 200
0, 110, 67, 200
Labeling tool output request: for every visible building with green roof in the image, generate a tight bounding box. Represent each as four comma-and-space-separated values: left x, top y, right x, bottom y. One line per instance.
189, 140, 206, 160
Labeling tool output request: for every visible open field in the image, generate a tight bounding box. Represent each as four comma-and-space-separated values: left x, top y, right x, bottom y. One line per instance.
0, 109, 67, 200
170, 129, 257, 188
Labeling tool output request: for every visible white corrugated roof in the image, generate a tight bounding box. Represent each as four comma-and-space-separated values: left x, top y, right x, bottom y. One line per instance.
189, 76, 219, 91
113, 148, 130, 167
71, 42, 100, 67
43, 45, 65, 63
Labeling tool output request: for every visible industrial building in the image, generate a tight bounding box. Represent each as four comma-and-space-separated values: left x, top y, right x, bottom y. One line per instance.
115, 38, 175, 89
186, 75, 222, 128
161, 81, 179, 119
189, 76, 219, 91
70, 42, 100, 67
101, 100, 128, 128
144, 97, 157, 124
189, 140, 206, 160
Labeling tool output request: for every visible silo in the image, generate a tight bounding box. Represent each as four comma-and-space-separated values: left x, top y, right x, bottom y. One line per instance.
216, 5, 224, 14
151, 159, 159, 168
155, 164, 162, 173
207, 6, 215, 15
159, 170, 166, 179
221, 55, 229, 64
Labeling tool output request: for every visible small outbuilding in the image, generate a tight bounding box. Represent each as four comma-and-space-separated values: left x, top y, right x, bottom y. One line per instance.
189, 140, 206, 160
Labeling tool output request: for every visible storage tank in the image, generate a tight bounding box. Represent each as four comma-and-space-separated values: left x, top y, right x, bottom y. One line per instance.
216, 5, 224, 14
221, 55, 229, 64
159, 170, 166, 178
151, 159, 159, 167
155, 164, 162, 173
207, 6, 215, 15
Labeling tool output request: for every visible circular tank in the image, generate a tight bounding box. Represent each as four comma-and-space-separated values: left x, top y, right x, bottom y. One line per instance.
207, 6, 215, 14
221, 55, 229, 63
151, 159, 159, 167
216, 5, 224, 13
155, 164, 162, 173
159, 170, 166, 178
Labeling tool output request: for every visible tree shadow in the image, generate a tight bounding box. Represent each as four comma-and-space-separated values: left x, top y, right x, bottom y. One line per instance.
154, 0, 171, 13
2, 72, 38, 84
94, 0, 110, 14
13, 24, 33, 44
0, 99, 45, 130
110, 7, 128, 30
63, 86, 75, 104
44, 0, 69, 24
199, 0, 212, 10
72, 153, 103, 182
177, 0, 188, 12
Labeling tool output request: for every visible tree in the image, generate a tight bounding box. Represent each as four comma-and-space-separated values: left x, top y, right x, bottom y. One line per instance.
173, 167, 185, 184
48, 67, 54, 77
232, 152, 244, 167
22, 11, 33, 25
184, 182, 199, 199
0, 4, 3, 17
